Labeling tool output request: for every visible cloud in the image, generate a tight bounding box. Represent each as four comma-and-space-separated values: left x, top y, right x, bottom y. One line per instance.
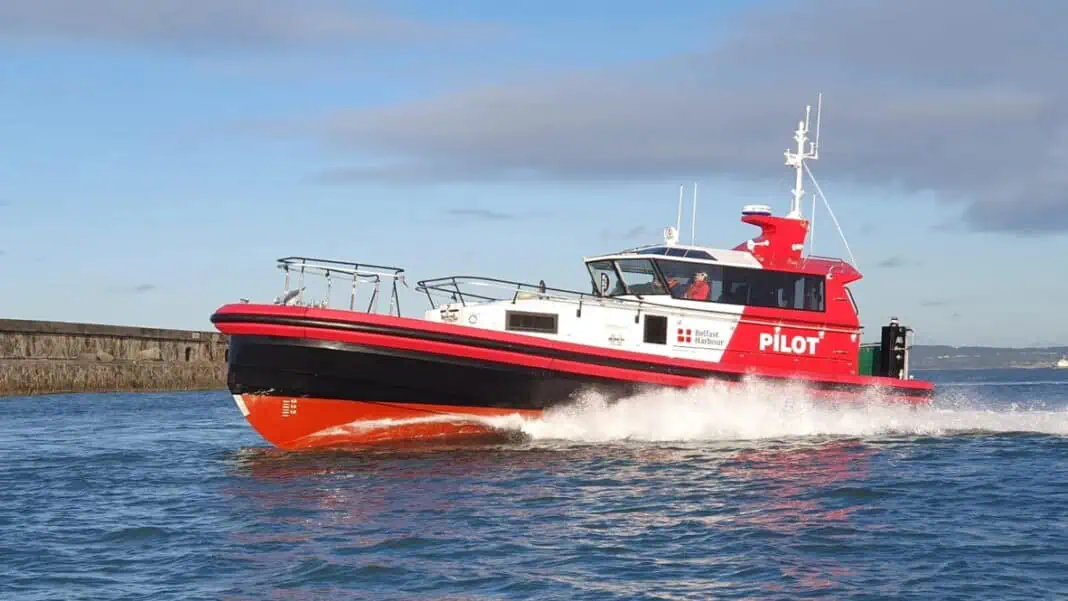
105, 283, 158, 295
304, 0, 1068, 234
920, 299, 950, 308
445, 208, 518, 221
441, 207, 552, 224
0, 0, 497, 53
599, 226, 650, 243
875, 256, 918, 269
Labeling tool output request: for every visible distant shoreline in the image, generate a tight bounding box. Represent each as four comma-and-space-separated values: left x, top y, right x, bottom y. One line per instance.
907, 344, 1068, 372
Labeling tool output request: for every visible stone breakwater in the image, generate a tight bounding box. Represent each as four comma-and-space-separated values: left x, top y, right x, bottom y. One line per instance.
0, 319, 228, 397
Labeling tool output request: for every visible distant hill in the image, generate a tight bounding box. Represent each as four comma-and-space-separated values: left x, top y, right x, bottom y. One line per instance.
906, 345, 1068, 370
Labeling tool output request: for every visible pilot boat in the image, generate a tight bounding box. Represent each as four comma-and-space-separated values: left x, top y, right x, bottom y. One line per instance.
210, 97, 934, 449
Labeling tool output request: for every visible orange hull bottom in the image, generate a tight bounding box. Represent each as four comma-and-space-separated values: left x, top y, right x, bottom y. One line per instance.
233, 394, 543, 450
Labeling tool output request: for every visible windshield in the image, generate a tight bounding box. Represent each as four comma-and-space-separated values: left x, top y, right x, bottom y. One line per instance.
586, 258, 668, 297
615, 258, 668, 296
587, 260, 625, 296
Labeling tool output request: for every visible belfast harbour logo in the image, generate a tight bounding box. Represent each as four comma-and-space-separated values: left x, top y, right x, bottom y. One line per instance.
676, 327, 723, 347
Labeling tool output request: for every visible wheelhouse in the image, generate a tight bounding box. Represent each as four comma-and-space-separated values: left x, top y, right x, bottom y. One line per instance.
585, 244, 827, 313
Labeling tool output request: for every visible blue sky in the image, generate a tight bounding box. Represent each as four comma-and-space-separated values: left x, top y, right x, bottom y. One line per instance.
0, 0, 1065, 347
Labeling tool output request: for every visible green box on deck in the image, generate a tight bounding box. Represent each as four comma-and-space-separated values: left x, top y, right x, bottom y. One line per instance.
858, 344, 881, 376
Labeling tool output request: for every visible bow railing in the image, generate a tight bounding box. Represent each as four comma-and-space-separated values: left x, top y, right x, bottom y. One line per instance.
274, 256, 407, 316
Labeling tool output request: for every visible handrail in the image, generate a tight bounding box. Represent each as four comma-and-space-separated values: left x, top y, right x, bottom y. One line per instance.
416, 275, 595, 307
415, 275, 864, 335
277, 256, 406, 276
274, 256, 407, 316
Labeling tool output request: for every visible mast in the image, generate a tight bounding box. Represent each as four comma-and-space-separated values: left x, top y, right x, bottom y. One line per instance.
784, 93, 821, 219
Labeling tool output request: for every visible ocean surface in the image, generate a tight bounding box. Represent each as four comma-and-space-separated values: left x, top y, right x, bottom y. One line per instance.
3, 368, 1067, 600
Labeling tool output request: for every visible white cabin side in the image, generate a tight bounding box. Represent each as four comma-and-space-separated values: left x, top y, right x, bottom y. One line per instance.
423, 295, 745, 363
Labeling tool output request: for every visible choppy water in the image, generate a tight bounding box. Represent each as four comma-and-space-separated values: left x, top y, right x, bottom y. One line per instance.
3, 368, 1067, 600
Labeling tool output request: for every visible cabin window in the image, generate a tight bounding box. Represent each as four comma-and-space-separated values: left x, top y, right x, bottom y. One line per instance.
506, 311, 558, 334
587, 260, 626, 297
654, 259, 825, 312
655, 260, 724, 302
643, 315, 668, 345
615, 258, 668, 296
798, 276, 826, 311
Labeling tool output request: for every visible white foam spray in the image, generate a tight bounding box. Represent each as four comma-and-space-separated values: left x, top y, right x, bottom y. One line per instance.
483, 377, 1068, 443
302, 377, 1068, 446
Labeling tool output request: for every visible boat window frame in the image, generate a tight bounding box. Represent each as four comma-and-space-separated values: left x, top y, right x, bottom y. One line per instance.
586, 257, 672, 298
586, 259, 628, 297
654, 259, 724, 302
505, 310, 559, 334
614, 257, 671, 297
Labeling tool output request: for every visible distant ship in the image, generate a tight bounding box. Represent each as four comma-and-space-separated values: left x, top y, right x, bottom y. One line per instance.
1057, 358, 1068, 369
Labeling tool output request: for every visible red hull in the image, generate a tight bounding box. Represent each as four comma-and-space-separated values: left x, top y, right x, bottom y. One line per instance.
233, 388, 922, 451
234, 394, 541, 450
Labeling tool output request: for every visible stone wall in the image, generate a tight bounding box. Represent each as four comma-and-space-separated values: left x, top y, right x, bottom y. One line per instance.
0, 319, 229, 397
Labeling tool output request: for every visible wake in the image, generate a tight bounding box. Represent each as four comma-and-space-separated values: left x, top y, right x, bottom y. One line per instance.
302, 378, 1068, 446
483, 378, 1068, 442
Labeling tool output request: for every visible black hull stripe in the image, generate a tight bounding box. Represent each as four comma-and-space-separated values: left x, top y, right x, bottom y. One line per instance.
212, 312, 932, 399
227, 334, 650, 410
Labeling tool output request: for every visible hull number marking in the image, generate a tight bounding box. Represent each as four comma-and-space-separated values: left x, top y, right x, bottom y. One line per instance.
282, 399, 299, 418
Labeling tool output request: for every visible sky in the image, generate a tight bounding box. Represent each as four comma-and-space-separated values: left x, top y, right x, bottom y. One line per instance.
0, 0, 1065, 347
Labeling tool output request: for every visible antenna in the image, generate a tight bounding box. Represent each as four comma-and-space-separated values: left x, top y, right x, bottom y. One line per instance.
691, 181, 698, 244
808, 193, 817, 257
813, 92, 822, 159
784, 92, 822, 219
805, 161, 857, 268
676, 184, 683, 234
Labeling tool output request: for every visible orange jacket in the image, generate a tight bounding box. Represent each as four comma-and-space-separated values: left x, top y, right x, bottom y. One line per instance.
684, 280, 710, 300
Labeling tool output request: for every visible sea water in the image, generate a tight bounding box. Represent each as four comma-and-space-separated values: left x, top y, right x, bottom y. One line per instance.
2, 368, 1066, 600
